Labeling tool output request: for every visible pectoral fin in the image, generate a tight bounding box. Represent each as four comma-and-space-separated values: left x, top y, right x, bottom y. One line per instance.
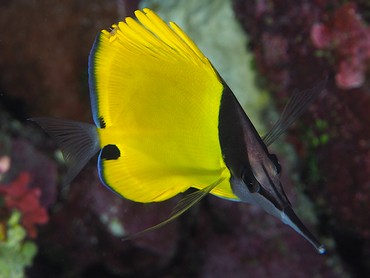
263, 77, 328, 146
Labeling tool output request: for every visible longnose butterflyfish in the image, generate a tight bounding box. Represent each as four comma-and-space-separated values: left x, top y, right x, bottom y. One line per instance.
30, 8, 327, 253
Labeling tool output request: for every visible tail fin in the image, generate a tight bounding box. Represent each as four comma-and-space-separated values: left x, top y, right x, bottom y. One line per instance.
29, 117, 100, 186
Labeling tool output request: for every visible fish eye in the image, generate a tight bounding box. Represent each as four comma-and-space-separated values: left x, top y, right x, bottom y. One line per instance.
269, 154, 282, 175
242, 168, 260, 193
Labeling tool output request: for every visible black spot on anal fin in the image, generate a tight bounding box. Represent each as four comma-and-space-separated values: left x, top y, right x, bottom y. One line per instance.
101, 144, 120, 160
99, 116, 106, 128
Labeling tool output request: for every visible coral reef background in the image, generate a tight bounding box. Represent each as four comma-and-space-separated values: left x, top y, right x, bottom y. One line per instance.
0, 0, 369, 277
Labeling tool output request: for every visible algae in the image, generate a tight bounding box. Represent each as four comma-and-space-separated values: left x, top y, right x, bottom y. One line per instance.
0, 210, 37, 278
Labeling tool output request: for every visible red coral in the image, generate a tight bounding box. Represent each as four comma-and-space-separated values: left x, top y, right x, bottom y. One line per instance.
0, 172, 49, 238
310, 3, 370, 89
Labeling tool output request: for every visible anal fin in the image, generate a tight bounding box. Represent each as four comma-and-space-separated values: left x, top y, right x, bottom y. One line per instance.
122, 177, 225, 241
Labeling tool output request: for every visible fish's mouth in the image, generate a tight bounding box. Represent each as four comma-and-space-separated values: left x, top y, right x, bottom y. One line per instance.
282, 206, 325, 254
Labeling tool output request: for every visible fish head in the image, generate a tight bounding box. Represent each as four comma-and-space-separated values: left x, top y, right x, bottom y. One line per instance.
230, 153, 287, 217
218, 81, 324, 253
229, 151, 325, 254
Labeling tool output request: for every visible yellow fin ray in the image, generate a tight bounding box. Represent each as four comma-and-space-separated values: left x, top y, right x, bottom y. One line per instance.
135, 10, 197, 61
169, 22, 209, 65
115, 21, 173, 59
136, 9, 216, 73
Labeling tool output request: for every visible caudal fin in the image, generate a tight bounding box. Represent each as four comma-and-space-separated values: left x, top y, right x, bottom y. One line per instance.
29, 117, 100, 186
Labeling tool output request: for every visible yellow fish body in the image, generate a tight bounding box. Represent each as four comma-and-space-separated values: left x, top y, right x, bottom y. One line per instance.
31, 9, 327, 253
90, 10, 234, 202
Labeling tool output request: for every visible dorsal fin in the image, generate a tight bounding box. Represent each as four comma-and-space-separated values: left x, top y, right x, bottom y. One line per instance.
28, 117, 100, 186
262, 77, 328, 146
122, 178, 225, 241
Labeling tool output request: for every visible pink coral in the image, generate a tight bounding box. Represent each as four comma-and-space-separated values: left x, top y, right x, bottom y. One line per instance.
0, 156, 11, 182
310, 3, 370, 89
0, 172, 49, 238
0, 156, 11, 174
310, 23, 332, 49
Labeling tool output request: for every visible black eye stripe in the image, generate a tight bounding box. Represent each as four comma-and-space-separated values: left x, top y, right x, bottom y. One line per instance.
242, 168, 260, 193
242, 171, 253, 188
269, 154, 282, 174
260, 164, 285, 200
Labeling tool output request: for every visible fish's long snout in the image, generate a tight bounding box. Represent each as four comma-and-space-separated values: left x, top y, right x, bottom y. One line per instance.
282, 206, 325, 254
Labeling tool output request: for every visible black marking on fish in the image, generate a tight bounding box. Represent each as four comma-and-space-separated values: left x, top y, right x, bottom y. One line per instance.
101, 144, 120, 160
99, 117, 106, 128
